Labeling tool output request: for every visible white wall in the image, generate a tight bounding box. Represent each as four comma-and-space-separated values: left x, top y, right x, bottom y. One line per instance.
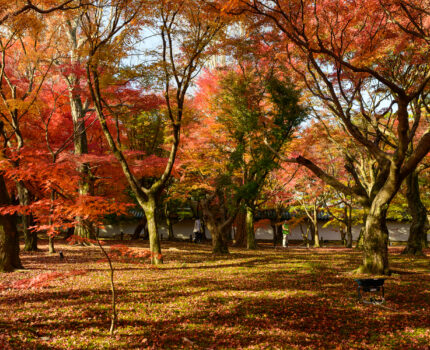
254, 221, 419, 242
99, 219, 428, 242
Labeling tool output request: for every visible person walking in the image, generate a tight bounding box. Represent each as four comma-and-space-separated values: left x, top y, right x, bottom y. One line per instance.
282, 221, 290, 248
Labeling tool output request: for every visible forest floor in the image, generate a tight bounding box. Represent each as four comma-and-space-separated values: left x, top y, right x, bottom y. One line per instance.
0, 239, 429, 349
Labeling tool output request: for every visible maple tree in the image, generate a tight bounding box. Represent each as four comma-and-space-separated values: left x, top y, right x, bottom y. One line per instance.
57, 15, 96, 241
0, 0, 427, 279
0, 12, 142, 268
0, 0, 95, 272
0, 14, 60, 268
177, 66, 306, 253
291, 119, 369, 248
223, 0, 430, 274
80, 0, 226, 263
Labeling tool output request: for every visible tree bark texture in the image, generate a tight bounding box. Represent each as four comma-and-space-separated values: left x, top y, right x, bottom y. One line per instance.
208, 222, 229, 254
233, 211, 246, 247
246, 206, 257, 250
346, 206, 353, 248
164, 204, 175, 240
48, 236, 55, 254
359, 176, 399, 275
312, 221, 320, 248
141, 195, 162, 264
17, 182, 37, 251
403, 171, 429, 255
272, 222, 282, 246
0, 174, 22, 272
202, 205, 229, 254
67, 21, 93, 241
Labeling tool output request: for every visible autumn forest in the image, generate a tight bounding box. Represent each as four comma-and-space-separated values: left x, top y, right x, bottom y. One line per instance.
0, 0, 430, 349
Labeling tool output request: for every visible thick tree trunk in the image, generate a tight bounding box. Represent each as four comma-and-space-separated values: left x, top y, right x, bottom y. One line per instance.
17, 182, 37, 251
202, 205, 229, 254
0, 221, 22, 272
403, 171, 429, 255
142, 195, 162, 264
360, 211, 389, 274
358, 183, 397, 275
233, 211, 246, 247
246, 206, 257, 250
208, 222, 229, 254
0, 175, 22, 272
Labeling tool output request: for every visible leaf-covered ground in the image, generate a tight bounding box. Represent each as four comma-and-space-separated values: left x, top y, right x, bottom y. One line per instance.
1, 240, 429, 349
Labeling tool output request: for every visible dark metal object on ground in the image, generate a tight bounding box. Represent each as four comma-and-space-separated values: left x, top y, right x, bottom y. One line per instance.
355, 278, 386, 304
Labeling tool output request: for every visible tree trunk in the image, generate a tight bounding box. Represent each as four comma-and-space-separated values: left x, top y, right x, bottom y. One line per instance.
246, 206, 257, 250
201, 219, 207, 241
74, 165, 94, 241
403, 171, 429, 255
65, 20, 94, 241
17, 182, 37, 251
22, 213, 37, 251
70, 98, 93, 240
0, 175, 22, 272
358, 185, 396, 275
311, 211, 320, 248
202, 205, 229, 254
208, 222, 229, 254
312, 222, 320, 248
346, 206, 353, 248
233, 211, 246, 247
355, 207, 369, 250
339, 226, 346, 247
132, 218, 148, 240
0, 220, 22, 272
48, 236, 55, 254
360, 212, 389, 274
356, 226, 364, 249
164, 204, 175, 241
48, 190, 56, 254
142, 195, 162, 264
346, 223, 353, 248
272, 222, 282, 246
166, 216, 174, 241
